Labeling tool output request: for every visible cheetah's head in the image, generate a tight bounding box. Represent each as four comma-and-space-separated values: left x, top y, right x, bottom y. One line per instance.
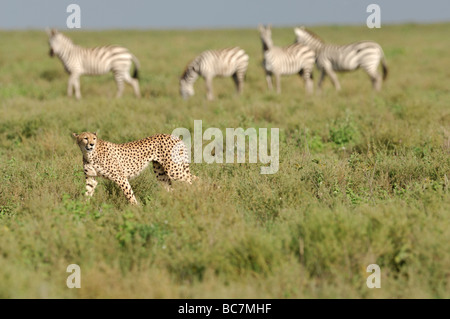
72, 132, 97, 153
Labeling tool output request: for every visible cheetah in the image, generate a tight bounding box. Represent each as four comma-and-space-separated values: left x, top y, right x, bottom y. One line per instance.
72, 132, 197, 205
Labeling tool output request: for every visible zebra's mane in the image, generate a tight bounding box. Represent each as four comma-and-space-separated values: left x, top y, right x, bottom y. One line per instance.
180, 57, 198, 80
56, 31, 75, 46
180, 63, 192, 80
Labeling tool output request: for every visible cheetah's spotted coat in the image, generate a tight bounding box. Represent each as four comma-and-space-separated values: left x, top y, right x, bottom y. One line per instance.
72, 132, 197, 205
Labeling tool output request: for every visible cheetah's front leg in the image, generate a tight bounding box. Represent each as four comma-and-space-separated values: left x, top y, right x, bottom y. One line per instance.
85, 177, 98, 197
84, 164, 98, 197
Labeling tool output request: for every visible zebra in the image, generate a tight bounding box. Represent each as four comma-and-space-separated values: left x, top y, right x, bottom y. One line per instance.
179, 47, 249, 101
258, 24, 315, 94
46, 28, 141, 99
294, 26, 388, 91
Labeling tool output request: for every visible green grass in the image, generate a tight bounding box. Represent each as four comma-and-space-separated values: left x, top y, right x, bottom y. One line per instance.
0, 23, 449, 298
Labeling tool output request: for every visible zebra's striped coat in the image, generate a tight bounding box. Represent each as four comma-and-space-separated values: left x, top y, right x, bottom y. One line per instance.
259, 24, 315, 94
46, 28, 141, 99
179, 47, 249, 100
294, 27, 388, 91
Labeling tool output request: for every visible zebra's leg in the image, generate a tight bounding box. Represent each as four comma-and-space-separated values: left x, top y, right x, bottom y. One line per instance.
68, 73, 81, 99
205, 76, 214, 101
152, 161, 172, 191
115, 75, 125, 98
132, 78, 141, 97
232, 72, 244, 95
365, 66, 382, 91
317, 69, 326, 91
325, 67, 341, 91
67, 76, 74, 97
370, 73, 382, 91
375, 74, 382, 91
265, 73, 273, 91
123, 73, 141, 98
361, 60, 383, 91
74, 76, 82, 100
300, 69, 314, 94
274, 73, 281, 94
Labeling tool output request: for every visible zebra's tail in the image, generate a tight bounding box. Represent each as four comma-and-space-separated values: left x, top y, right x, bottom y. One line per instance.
381, 53, 388, 81
131, 54, 140, 79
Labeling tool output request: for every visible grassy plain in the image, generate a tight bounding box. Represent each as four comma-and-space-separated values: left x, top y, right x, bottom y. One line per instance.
0, 23, 449, 298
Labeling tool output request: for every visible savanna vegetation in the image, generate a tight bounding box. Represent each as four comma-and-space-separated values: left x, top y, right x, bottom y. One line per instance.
0, 23, 449, 298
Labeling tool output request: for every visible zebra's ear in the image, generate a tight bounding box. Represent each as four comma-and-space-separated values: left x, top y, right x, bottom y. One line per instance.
258, 24, 264, 32
267, 24, 272, 30
46, 28, 58, 37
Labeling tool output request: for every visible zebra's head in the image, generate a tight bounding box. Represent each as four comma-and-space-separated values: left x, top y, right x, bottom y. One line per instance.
72, 132, 98, 153
46, 28, 59, 57
258, 24, 273, 51
46, 28, 72, 58
179, 64, 198, 99
294, 27, 323, 46
293, 27, 309, 44
179, 78, 195, 99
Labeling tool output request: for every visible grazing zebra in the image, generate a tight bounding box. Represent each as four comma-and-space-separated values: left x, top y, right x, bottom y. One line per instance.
294, 27, 388, 91
46, 28, 141, 99
258, 24, 315, 94
179, 47, 249, 101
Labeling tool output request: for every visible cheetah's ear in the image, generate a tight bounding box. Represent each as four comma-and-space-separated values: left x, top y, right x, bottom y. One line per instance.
72, 133, 79, 139
93, 132, 97, 136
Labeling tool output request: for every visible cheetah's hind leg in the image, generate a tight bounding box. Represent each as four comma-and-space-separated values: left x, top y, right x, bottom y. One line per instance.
187, 173, 199, 184
169, 163, 199, 185
152, 161, 172, 191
